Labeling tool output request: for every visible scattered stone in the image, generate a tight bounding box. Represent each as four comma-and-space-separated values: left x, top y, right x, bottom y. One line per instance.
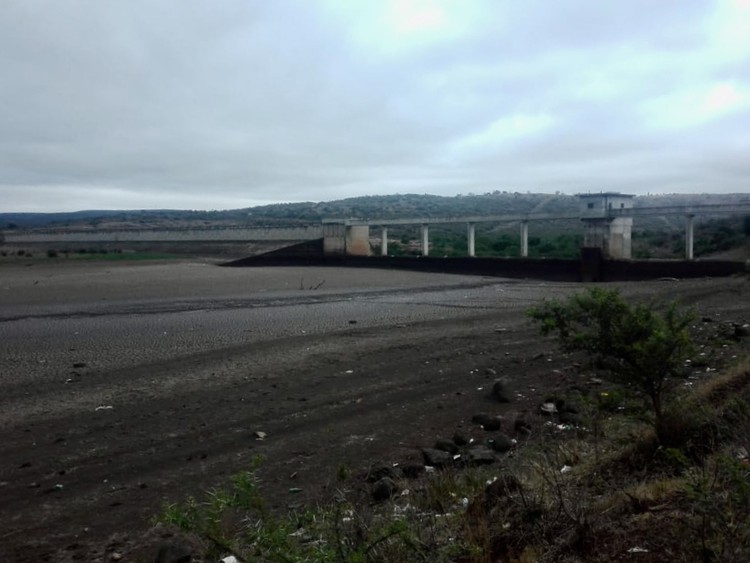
492, 378, 513, 403
540, 402, 558, 415
371, 477, 398, 502
110, 553, 123, 561
466, 446, 496, 466
367, 463, 400, 483
434, 438, 459, 455
485, 368, 497, 376
488, 434, 514, 453
252, 431, 267, 441
471, 413, 502, 431
422, 448, 453, 468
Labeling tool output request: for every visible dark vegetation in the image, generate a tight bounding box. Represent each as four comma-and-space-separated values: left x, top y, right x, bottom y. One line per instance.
154, 290, 750, 562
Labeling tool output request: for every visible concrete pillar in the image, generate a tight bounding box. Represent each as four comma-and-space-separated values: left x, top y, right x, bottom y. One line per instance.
686, 214, 695, 260
345, 225, 371, 256
467, 223, 475, 257
380, 227, 388, 256
421, 224, 429, 257
520, 221, 529, 257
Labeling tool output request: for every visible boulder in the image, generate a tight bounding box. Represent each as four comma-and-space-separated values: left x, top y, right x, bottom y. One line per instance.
488, 434, 514, 453
422, 448, 453, 468
371, 477, 397, 502
366, 463, 400, 483
452, 432, 468, 446
471, 413, 503, 431
466, 446, 497, 466
513, 415, 532, 435
492, 378, 513, 403
434, 438, 459, 455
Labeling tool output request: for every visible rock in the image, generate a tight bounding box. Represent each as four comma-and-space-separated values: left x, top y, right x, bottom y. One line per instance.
488, 434, 514, 453
485, 475, 522, 501
400, 463, 426, 479
371, 477, 398, 502
422, 448, 453, 468
471, 413, 502, 431
466, 446, 497, 466
540, 402, 558, 415
367, 463, 400, 483
513, 414, 532, 435
492, 378, 513, 403
434, 438, 459, 455
485, 368, 497, 376
733, 323, 750, 339
452, 432, 468, 446
154, 542, 193, 563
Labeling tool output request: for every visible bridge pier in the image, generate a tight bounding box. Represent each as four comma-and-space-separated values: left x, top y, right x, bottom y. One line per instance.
520, 221, 529, 257
421, 224, 429, 256
322, 223, 371, 256
685, 214, 695, 260
467, 223, 475, 257
381, 227, 388, 256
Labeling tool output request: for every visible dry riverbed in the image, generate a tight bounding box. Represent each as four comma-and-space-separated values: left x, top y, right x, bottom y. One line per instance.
0, 260, 748, 561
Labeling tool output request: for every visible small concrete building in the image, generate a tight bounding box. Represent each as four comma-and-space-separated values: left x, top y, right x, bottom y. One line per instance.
579, 193, 635, 259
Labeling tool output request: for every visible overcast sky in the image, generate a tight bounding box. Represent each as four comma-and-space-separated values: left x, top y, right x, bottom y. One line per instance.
2, 1, 749, 212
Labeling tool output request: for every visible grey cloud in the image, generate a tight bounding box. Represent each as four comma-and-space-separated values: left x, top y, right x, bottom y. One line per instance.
1, 1, 748, 212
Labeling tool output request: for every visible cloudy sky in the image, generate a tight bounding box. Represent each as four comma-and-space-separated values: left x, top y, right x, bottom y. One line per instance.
2, 1, 749, 212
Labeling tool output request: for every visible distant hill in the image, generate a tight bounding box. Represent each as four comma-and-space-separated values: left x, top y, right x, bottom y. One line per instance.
3, 192, 749, 231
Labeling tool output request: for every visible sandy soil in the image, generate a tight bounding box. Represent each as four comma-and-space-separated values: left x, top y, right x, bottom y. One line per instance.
0, 260, 748, 562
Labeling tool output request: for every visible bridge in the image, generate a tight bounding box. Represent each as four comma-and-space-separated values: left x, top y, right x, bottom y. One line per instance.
327, 194, 750, 260
3, 194, 749, 261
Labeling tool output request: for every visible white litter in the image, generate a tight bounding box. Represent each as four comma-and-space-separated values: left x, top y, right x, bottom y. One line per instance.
95, 405, 113, 411
627, 546, 649, 553
560, 465, 573, 474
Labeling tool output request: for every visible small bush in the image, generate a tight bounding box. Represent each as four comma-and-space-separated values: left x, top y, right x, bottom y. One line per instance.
529, 288, 695, 443
47, 249, 58, 258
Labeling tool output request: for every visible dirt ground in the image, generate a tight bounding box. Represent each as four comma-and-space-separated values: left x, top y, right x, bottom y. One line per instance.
0, 260, 748, 562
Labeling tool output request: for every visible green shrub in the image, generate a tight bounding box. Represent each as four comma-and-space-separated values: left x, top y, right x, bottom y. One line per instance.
529, 288, 695, 442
